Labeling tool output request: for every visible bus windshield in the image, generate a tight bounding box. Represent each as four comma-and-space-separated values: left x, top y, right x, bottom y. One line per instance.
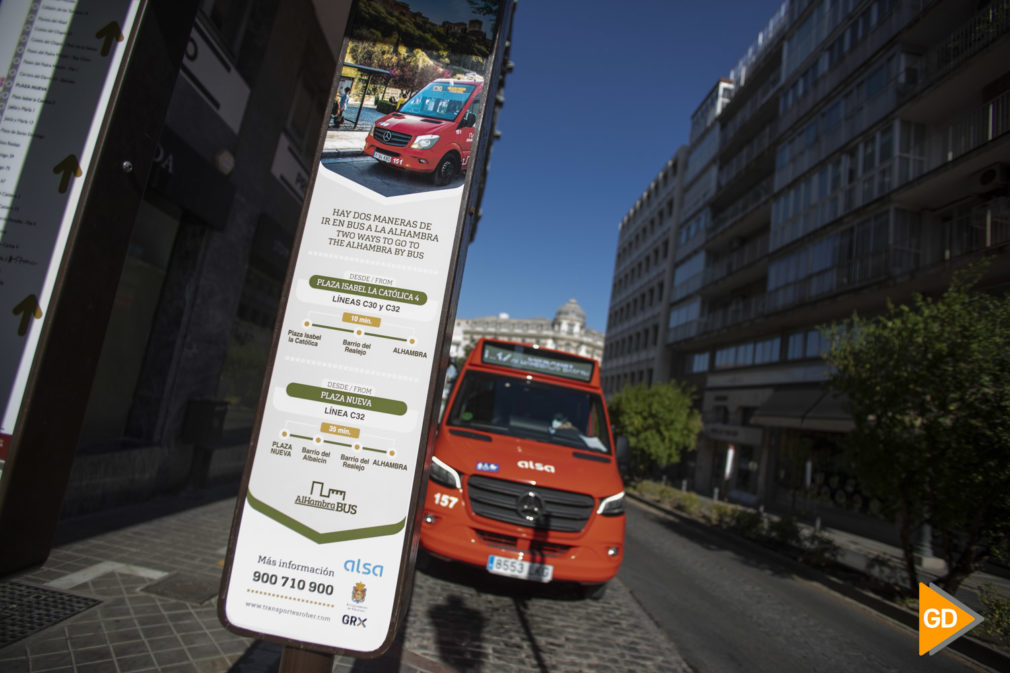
447, 371, 611, 453
399, 81, 476, 122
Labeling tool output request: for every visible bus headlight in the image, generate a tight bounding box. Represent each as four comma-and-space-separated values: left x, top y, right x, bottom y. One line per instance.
429, 456, 461, 489
597, 491, 625, 516
411, 134, 440, 149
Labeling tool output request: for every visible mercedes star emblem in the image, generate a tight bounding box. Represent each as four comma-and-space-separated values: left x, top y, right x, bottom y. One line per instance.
516, 491, 545, 522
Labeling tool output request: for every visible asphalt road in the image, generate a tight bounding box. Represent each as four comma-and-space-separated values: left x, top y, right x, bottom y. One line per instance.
618, 499, 986, 673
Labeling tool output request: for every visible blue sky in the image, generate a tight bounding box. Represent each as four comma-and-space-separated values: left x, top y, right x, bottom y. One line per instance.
455, 0, 786, 331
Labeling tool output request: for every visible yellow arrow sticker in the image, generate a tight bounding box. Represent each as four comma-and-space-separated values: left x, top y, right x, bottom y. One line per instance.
95, 21, 124, 56
52, 155, 82, 193
13, 294, 43, 336
918, 582, 984, 655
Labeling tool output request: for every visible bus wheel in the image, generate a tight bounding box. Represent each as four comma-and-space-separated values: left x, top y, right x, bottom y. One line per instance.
433, 154, 460, 186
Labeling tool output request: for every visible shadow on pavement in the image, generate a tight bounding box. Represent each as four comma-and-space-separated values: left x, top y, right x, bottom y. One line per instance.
639, 503, 802, 581
427, 594, 485, 672
227, 640, 282, 672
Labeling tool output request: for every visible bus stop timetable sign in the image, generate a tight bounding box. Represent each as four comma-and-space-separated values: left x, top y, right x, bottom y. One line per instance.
218, 0, 513, 657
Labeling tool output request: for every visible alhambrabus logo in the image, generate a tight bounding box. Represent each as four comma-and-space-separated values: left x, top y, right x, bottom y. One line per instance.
294, 480, 358, 515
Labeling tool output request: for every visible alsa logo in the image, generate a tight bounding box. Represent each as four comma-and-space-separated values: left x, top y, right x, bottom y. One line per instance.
342, 614, 367, 627
345, 558, 384, 577
518, 460, 555, 473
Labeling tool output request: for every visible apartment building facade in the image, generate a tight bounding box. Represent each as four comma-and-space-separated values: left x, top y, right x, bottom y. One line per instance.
601, 150, 686, 396
606, 0, 1010, 535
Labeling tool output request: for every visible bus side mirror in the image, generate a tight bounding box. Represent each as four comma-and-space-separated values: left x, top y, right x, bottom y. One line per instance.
615, 436, 630, 475
461, 110, 476, 128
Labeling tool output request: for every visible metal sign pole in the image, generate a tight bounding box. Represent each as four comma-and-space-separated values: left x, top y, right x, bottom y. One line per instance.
279, 647, 333, 673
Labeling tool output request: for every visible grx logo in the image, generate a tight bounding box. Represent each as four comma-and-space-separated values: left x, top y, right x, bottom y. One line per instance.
342, 614, 367, 628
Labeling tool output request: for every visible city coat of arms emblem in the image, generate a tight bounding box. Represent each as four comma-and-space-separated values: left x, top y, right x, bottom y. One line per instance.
351, 582, 366, 603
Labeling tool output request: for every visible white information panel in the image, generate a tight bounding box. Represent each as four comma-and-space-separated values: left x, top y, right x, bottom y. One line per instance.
221, 171, 470, 652
220, 0, 508, 651
0, 0, 140, 460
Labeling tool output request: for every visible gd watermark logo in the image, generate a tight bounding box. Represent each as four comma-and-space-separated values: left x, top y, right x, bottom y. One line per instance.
918, 582, 983, 656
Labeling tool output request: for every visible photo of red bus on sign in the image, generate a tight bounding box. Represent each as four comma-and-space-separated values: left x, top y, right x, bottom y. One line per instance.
364, 76, 483, 186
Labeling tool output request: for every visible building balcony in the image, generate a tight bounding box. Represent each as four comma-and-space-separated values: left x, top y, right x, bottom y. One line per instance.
942, 88, 1010, 164
765, 248, 921, 314
901, 0, 1010, 102
708, 175, 773, 240
666, 320, 700, 344
718, 122, 777, 191
703, 233, 770, 286
671, 272, 704, 302
721, 66, 782, 146
700, 294, 767, 334
776, 4, 909, 139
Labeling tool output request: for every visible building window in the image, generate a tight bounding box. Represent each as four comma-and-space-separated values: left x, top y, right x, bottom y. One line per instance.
787, 332, 805, 360
805, 329, 826, 358
754, 337, 781, 365
668, 298, 700, 329
690, 351, 710, 373
714, 346, 735, 369
736, 342, 754, 366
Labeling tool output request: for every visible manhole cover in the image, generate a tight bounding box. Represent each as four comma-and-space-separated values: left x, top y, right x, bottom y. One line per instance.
0, 582, 101, 648
142, 573, 219, 604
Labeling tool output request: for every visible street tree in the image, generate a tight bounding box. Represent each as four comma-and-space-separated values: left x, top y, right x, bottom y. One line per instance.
823, 269, 1010, 594
608, 380, 702, 477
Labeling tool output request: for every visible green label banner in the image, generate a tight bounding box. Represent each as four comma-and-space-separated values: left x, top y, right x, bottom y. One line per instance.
286, 382, 408, 415
309, 275, 427, 305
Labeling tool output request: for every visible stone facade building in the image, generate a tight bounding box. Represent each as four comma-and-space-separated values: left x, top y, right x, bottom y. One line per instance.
451, 299, 605, 362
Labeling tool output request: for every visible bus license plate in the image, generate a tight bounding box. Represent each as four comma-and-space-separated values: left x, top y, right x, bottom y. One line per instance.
487, 555, 553, 583
373, 151, 392, 163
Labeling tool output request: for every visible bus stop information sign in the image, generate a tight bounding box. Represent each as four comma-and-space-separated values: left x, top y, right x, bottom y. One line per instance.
219, 0, 512, 657
0, 0, 141, 474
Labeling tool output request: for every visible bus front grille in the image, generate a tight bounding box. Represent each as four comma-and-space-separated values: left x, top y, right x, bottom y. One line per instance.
467, 475, 594, 533
372, 128, 411, 147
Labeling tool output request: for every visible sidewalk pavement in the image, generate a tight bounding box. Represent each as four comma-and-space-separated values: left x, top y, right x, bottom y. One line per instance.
322, 128, 370, 158
322, 103, 384, 158
826, 524, 1010, 608
0, 488, 440, 673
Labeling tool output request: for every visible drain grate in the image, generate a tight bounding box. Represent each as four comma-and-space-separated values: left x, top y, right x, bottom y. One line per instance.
0, 582, 101, 648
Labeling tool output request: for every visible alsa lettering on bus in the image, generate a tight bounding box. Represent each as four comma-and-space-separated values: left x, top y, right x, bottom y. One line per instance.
518, 460, 555, 473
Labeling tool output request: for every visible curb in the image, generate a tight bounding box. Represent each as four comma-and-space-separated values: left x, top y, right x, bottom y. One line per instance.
627, 493, 1010, 672
321, 149, 364, 159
